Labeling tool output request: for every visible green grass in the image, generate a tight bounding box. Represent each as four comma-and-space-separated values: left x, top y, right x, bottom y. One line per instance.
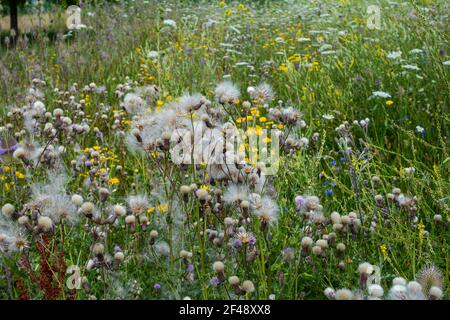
0, 0, 448, 300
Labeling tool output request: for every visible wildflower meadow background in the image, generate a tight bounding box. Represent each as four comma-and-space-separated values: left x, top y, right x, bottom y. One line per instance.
0, 0, 448, 300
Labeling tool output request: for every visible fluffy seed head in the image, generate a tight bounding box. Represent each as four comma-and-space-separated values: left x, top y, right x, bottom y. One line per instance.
324, 287, 335, 299
114, 251, 125, 261
316, 239, 328, 249
368, 284, 384, 297
150, 230, 159, 239
113, 205, 126, 217
125, 215, 136, 224
161, 131, 171, 141
330, 211, 341, 224
215, 81, 240, 104
393, 277, 407, 286
180, 250, 192, 259
228, 276, 240, 286
180, 185, 191, 194
406, 281, 424, 299
99, 187, 110, 199
242, 280, 255, 293
81, 202, 95, 214
53, 108, 64, 117
139, 215, 149, 224
407, 281, 422, 292
389, 284, 407, 300
358, 262, 374, 275
37, 216, 53, 231
13, 147, 26, 159
18, 216, 30, 225
92, 243, 105, 255
341, 215, 350, 225
312, 245, 322, 256
240, 200, 250, 209
1, 203, 15, 217
336, 243, 346, 252
429, 286, 443, 300
196, 188, 209, 201
374, 194, 384, 203
213, 261, 225, 273
71, 194, 83, 206
335, 289, 353, 300
224, 217, 234, 226
301, 236, 313, 248
131, 128, 141, 138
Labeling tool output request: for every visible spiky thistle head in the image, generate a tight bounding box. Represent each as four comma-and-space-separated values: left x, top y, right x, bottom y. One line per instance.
416, 265, 443, 298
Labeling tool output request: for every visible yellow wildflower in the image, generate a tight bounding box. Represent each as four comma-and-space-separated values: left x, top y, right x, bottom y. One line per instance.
418, 222, 425, 245
15, 172, 25, 179
254, 125, 263, 136
157, 203, 169, 213
380, 244, 388, 258
108, 177, 120, 185
278, 63, 288, 72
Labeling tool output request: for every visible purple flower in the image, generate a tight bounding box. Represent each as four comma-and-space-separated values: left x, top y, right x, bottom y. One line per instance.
249, 235, 257, 245
311, 133, 319, 142
295, 195, 305, 210
325, 189, 333, 196
233, 239, 242, 248
282, 247, 294, 262
416, 126, 426, 134
187, 264, 194, 272
210, 277, 220, 287
154, 283, 161, 290
85, 160, 92, 166
0, 143, 18, 156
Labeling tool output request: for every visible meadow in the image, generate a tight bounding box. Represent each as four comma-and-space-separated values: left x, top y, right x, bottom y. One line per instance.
0, 0, 448, 300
